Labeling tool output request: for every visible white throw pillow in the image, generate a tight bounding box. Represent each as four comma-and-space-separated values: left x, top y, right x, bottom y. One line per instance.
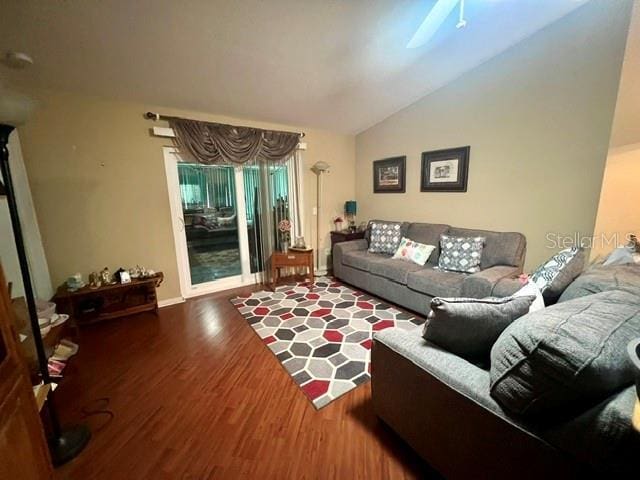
392, 237, 436, 266
513, 281, 545, 313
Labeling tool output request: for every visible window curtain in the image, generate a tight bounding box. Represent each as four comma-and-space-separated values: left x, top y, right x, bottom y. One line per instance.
168, 117, 300, 164
288, 150, 305, 244
242, 155, 303, 283
178, 164, 236, 210
168, 117, 304, 284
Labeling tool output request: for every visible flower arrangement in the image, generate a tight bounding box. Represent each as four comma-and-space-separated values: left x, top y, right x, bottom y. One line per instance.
278, 219, 291, 243
333, 215, 344, 231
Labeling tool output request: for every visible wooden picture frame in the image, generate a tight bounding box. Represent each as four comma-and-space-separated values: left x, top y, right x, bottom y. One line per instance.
420, 146, 470, 192
373, 156, 406, 193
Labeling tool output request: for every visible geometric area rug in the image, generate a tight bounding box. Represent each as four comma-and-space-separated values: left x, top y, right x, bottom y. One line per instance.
230, 277, 423, 409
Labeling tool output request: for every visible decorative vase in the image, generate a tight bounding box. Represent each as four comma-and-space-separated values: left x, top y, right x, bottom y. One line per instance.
334, 221, 343, 232
281, 241, 289, 253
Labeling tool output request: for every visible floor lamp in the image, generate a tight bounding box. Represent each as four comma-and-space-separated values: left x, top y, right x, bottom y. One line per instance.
0, 86, 91, 466
311, 161, 330, 273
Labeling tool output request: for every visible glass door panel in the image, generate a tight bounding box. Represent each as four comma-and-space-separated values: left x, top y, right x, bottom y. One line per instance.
242, 164, 290, 273
177, 163, 241, 285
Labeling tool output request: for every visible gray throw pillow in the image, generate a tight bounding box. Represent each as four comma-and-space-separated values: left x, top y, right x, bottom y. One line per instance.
368, 221, 403, 254
438, 235, 485, 273
490, 290, 640, 418
422, 295, 535, 361
529, 247, 586, 304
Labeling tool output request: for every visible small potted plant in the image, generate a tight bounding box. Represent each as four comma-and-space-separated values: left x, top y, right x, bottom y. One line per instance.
333, 215, 344, 232
278, 219, 291, 252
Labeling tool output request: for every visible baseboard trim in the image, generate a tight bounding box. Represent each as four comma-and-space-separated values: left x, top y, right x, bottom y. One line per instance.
158, 297, 185, 308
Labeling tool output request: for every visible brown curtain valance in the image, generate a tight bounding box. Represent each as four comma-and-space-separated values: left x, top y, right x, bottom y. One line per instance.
168, 117, 300, 165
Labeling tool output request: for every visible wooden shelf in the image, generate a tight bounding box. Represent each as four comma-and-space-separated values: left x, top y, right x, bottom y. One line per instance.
12, 297, 69, 381
53, 273, 164, 325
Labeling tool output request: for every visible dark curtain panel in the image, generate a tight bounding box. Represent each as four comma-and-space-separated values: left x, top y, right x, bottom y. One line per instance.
169, 118, 299, 165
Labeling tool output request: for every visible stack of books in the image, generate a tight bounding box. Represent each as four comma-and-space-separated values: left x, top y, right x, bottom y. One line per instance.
47, 339, 79, 378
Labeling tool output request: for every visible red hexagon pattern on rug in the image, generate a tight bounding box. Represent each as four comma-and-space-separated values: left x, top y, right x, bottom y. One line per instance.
372, 320, 395, 331
301, 380, 330, 401
323, 330, 343, 342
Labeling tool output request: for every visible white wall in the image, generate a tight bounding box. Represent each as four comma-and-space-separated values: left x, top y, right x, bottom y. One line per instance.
592, 142, 640, 259
0, 131, 52, 300
354, 0, 631, 271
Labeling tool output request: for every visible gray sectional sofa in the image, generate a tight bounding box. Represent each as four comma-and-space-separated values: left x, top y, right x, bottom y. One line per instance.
333, 221, 527, 315
372, 264, 640, 478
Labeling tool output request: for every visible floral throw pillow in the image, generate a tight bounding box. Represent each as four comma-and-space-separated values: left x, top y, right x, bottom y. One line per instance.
438, 235, 485, 273
392, 237, 436, 266
368, 221, 403, 254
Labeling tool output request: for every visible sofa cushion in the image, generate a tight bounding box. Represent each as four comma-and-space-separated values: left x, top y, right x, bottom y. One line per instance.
490, 290, 640, 418
407, 268, 463, 298
342, 250, 389, 272
369, 258, 425, 285
423, 295, 535, 361
530, 247, 585, 304
367, 220, 407, 254
447, 227, 526, 269
559, 264, 640, 302
405, 223, 450, 264
438, 235, 485, 273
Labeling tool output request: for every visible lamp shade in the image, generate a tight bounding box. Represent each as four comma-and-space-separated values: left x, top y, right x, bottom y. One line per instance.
311, 161, 330, 174
345, 200, 357, 215
0, 88, 36, 127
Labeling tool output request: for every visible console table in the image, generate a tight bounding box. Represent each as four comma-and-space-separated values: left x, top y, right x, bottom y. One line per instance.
270, 251, 314, 290
53, 273, 163, 325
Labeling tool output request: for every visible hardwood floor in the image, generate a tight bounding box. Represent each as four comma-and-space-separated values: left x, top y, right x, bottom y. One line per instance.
53, 284, 434, 479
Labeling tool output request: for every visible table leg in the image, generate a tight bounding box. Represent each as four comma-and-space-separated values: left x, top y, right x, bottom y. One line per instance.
271, 262, 277, 291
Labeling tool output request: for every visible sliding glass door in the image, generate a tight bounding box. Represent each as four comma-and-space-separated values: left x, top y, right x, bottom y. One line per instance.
164, 148, 291, 298
178, 163, 242, 285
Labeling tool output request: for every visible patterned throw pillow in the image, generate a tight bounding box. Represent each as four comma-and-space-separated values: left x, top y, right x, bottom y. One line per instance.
392, 237, 436, 266
529, 246, 583, 296
368, 222, 403, 254
438, 235, 485, 273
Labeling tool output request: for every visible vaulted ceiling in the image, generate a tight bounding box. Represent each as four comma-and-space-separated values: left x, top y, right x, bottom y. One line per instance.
0, 0, 589, 133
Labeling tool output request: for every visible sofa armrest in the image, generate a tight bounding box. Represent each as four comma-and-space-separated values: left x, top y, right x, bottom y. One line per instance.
334, 238, 367, 254
333, 238, 368, 276
373, 328, 491, 401
372, 328, 583, 478
461, 265, 521, 298
333, 239, 367, 263
492, 277, 524, 297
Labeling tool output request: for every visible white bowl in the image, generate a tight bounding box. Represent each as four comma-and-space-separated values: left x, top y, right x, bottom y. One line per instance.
50, 314, 69, 328
38, 317, 51, 328
39, 325, 51, 338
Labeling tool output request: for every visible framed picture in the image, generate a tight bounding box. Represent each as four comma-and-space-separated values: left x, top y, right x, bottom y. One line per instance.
373, 156, 406, 193
420, 146, 470, 192
119, 271, 131, 284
